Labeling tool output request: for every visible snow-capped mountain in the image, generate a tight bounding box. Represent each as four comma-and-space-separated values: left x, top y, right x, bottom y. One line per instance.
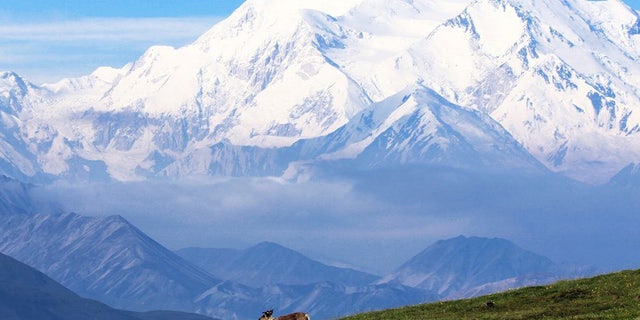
0, 212, 219, 312
177, 241, 379, 287
0, 0, 638, 183
15, 0, 374, 181
0, 72, 47, 181
378, 236, 570, 299
362, 0, 640, 182
0, 252, 217, 320
315, 86, 545, 171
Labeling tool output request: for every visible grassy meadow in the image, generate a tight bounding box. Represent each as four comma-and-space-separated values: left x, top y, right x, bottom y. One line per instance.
340, 269, 640, 320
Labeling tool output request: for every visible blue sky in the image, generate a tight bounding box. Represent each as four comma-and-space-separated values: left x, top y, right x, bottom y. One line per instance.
0, 0, 246, 19
1, 0, 639, 84
624, 0, 640, 9
0, 0, 245, 84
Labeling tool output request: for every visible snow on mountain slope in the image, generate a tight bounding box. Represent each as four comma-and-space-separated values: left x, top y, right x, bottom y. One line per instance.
318, 86, 544, 171
0, 72, 44, 180
0, 0, 639, 183
325, 0, 472, 101
0, 213, 219, 312
21, 0, 378, 180
161, 84, 546, 179
363, 0, 640, 182
50, 0, 372, 131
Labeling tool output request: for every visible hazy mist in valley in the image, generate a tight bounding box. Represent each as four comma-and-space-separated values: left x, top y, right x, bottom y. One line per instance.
31, 167, 640, 275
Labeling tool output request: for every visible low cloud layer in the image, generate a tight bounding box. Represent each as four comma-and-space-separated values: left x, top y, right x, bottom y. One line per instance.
31, 170, 640, 275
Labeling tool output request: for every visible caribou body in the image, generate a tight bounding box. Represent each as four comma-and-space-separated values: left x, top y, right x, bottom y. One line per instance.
259, 309, 310, 320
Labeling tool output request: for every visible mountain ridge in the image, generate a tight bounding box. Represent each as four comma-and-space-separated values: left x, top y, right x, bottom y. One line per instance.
177, 241, 379, 287
378, 235, 574, 299
0, 0, 638, 183
0, 208, 594, 319
0, 252, 216, 320
362, 0, 640, 182
0, 212, 220, 312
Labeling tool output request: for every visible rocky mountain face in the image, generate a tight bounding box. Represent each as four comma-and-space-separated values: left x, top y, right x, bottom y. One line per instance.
0, 252, 216, 320
0, 0, 637, 183
0, 212, 219, 312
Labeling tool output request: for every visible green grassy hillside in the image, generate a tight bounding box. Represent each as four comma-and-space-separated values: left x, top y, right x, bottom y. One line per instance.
340, 269, 640, 320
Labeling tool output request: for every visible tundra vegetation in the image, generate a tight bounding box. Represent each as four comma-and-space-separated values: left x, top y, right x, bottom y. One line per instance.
340, 269, 640, 320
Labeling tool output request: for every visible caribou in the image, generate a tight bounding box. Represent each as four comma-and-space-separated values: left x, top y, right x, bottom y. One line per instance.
259, 309, 310, 320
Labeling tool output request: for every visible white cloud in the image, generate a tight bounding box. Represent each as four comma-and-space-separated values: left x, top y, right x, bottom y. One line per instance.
29, 171, 640, 275
0, 17, 219, 42
31, 177, 475, 273
0, 17, 221, 84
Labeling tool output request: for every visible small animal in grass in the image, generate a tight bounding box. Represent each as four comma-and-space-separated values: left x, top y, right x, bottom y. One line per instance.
483, 300, 496, 308
259, 309, 310, 320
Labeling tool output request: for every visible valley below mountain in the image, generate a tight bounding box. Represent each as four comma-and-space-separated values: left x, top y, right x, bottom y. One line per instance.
0, 206, 592, 320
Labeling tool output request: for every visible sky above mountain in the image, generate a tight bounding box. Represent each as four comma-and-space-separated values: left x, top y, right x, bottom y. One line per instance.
0, 0, 244, 84
1, 0, 639, 84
